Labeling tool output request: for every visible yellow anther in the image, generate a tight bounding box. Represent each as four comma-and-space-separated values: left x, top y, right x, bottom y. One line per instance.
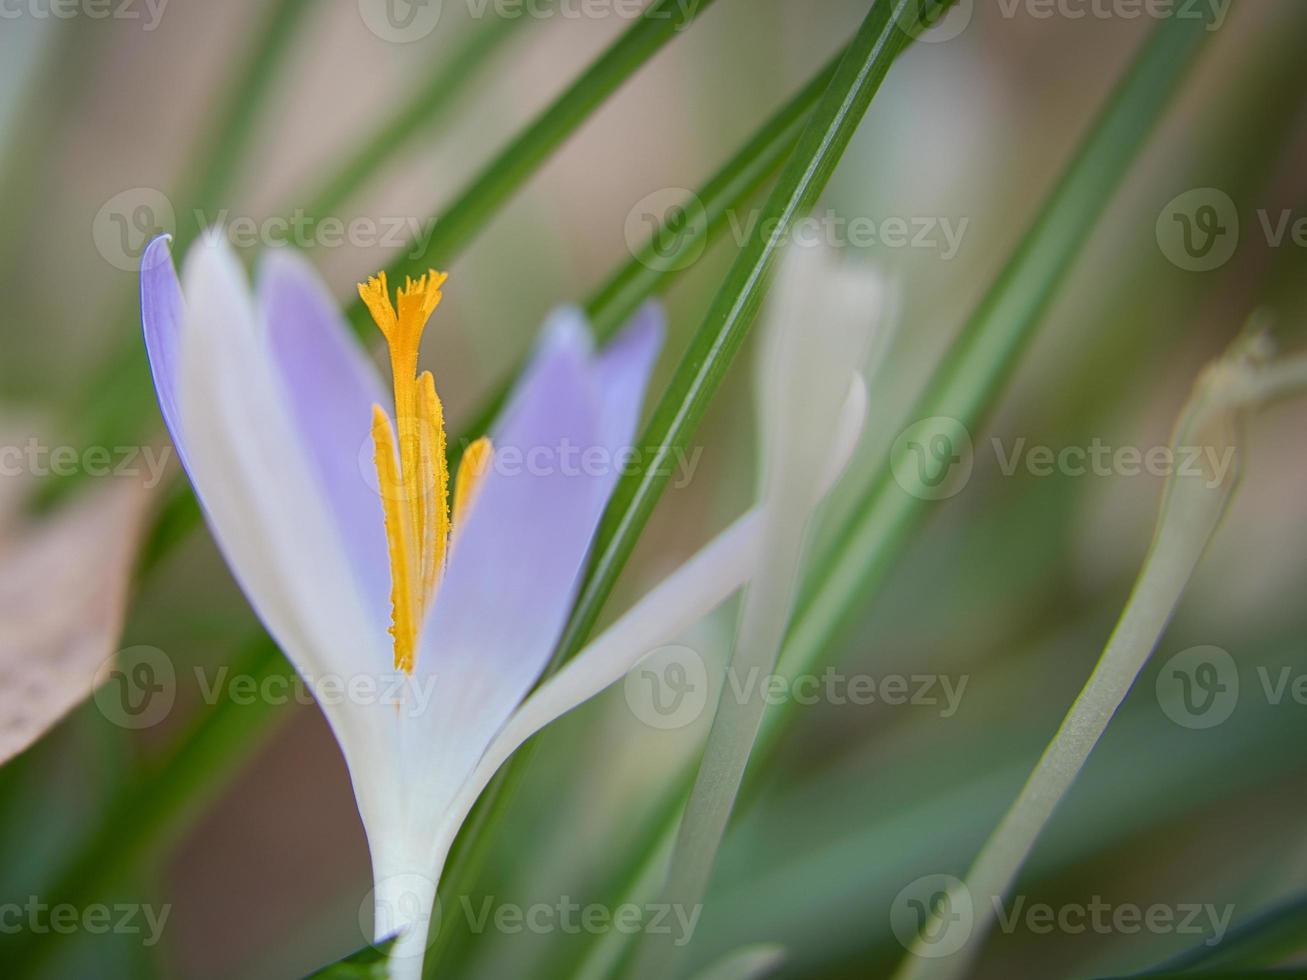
453, 437, 493, 532
416, 371, 450, 611
371, 406, 418, 673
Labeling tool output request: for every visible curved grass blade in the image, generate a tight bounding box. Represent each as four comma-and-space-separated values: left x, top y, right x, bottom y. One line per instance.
306, 936, 399, 979
69, 0, 320, 461
299, 12, 530, 227
557, 0, 954, 678
552, 10, 1227, 976
1119, 891, 1307, 976
893, 334, 1307, 980
342, 0, 720, 336
619, 5, 956, 970
448, 46, 845, 468
760, 4, 1221, 755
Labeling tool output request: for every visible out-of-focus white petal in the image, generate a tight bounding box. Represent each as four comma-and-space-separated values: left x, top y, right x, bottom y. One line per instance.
442, 377, 869, 834
760, 240, 886, 509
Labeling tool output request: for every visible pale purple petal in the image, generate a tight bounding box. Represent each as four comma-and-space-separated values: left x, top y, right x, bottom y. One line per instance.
258, 249, 391, 634
140, 235, 189, 469
406, 306, 663, 778
410, 320, 608, 775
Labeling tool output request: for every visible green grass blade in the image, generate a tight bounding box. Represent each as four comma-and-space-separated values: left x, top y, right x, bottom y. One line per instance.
553, 0, 948, 678
422, 1, 953, 974
548, 11, 1224, 976
298, 12, 530, 227
342, 0, 719, 336
176, 0, 317, 235
59, 0, 319, 481
761, 5, 1220, 755
1122, 892, 1307, 976
449, 45, 844, 467
306, 936, 399, 979
617, 5, 958, 973
894, 336, 1307, 980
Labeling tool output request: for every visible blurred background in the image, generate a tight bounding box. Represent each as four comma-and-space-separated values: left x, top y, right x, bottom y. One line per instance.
1, 0, 1306, 977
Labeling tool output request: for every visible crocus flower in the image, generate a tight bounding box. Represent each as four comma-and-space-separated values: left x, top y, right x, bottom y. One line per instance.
140, 233, 873, 976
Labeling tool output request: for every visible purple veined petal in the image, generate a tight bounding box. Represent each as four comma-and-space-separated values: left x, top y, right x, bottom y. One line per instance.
140, 234, 189, 470
405, 319, 608, 781
591, 301, 665, 496
258, 248, 392, 635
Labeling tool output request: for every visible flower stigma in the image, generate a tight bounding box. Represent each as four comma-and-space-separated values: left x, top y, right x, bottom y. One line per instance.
359, 270, 492, 673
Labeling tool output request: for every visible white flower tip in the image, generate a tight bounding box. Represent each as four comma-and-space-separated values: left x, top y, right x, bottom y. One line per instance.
818, 372, 868, 497
759, 240, 885, 500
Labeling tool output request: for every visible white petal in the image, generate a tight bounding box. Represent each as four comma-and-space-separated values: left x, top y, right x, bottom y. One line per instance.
176, 236, 389, 774
759, 240, 886, 507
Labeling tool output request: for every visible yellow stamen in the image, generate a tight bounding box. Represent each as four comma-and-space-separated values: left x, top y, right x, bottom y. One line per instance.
371, 406, 419, 672
416, 371, 449, 611
360, 269, 463, 674
453, 437, 493, 531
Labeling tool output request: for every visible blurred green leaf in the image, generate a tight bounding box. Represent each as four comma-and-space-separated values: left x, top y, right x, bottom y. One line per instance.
305, 936, 398, 979
1121, 892, 1307, 976
343, 0, 720, 337
71, 0, 321, 460
0, 637, 291, 976
300, 13, 530, 227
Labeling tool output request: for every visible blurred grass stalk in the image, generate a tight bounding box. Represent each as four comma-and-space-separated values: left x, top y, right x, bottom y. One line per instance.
896, 331, 1307, 980
423, 1, 958, 974
77, 3, 532, 470
562, 9, 1223, 978
618, 0, 943, 975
